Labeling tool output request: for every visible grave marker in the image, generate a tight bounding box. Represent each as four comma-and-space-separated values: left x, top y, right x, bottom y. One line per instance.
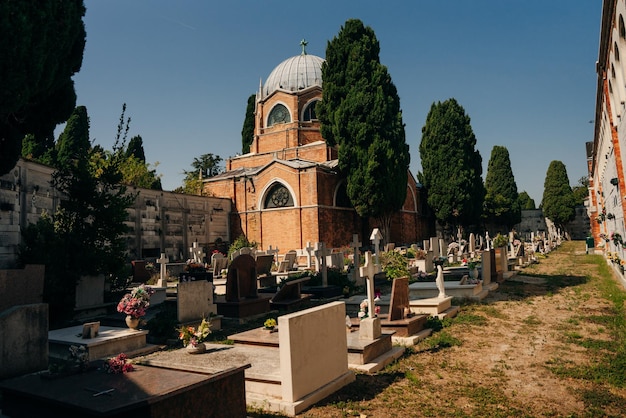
157, 253, 169, 287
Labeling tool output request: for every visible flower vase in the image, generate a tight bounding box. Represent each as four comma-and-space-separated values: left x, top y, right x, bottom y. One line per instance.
186, 343, 206, 354
125, 315, 140, 330
470, 268, 479, 280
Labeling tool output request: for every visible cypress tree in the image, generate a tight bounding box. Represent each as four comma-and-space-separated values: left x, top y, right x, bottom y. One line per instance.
419, 98, 484, 233
541, 160, 576, 232
484, 145, 521, 230
56, 105, 90, 167
241, 94, 255, 154
316, 19, 410, 241
126, 135, 146, 162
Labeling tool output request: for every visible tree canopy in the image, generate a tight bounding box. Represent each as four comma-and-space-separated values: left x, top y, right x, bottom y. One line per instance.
181, 153, 224, 195
418, 98, 484, 233
518, 191, 536, 210
541, 160, 576, 231
18, 108, 134, 326
484, 145, 521, 230
316, 18, 410, 241
0, 0, 86, 175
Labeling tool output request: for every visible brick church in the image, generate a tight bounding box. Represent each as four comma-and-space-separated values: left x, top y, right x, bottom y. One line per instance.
203, 42, 429, 252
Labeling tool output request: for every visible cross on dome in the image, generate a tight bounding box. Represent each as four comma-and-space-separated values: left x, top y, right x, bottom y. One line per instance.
300, 39, 308, 55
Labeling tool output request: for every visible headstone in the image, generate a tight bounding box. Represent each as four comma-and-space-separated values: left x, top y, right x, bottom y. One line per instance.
314, 242, 329, 286
359, 251, 380, 282
388, 277, 410, 321
190, 242, 205, 264
430, 237, 440, 260
370, 229, 382, 262
225, 254, 258, 302
255, 254, 275, 278
469, 233, 476, 254
212, 255, 228, 277
156, 253, 169, 287
423, 240, 430, 252
177, 280, 217, 322
360, 271, 381, 341
303, 242, 314, 268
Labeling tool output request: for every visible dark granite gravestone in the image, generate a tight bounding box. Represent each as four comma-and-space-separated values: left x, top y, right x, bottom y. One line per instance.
217, 254, 270, 318
255, 254, 275, 288
270, 276, 312, 310
378, 277, 427, 337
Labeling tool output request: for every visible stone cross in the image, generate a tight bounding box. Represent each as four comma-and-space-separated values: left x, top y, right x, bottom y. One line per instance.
351, 234, 362, 283
304, 241, 314, 268
190, 242, 205, 264
370, 228, 382, 263
266, 245, 279, 267
157, 252, 169, 287
314, 242, 329, 286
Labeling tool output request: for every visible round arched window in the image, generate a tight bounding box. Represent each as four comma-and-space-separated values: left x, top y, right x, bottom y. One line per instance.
268, 104, 291, 126
264, 183, 294, 208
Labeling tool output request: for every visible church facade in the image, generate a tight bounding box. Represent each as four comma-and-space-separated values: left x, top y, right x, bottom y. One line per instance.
203, 44, 430, 252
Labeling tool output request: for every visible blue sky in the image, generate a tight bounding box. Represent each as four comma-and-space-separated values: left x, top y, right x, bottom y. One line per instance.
67, 0, 601, 205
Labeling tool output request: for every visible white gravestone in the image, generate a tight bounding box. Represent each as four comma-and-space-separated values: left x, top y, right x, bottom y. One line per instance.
314, 242, 329, 286
370, 228, 382, 264
157, 253, 169, 287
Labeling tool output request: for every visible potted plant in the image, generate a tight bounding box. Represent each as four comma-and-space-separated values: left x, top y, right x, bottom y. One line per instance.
178, 317, 211, 353
116, 284, 154, 329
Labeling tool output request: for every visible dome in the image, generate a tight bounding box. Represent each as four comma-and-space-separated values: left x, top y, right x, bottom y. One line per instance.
263, 49, 324, 97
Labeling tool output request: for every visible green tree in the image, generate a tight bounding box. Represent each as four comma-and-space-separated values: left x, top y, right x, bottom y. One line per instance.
518, 191, 536, 210
19, 120, 134, 326
125, 135, 146, 162
241, 94, 255, 154
484, 145, 520, 229
0, 0, 86, 175
181, 153, 224, 195
541, 160, 576, 232
316, 19, 410, 241
572, 176, 589, 206
55, 105, 90, 167
418, 98, 484, 233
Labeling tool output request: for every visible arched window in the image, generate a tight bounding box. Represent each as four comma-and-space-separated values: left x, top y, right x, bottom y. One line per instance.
616, 42, 621, 61
620, 15, 626, 40
302, 100, 319, 121
263, 183, 294, 208
268, 104, 291, 126
334, 182, 352, 207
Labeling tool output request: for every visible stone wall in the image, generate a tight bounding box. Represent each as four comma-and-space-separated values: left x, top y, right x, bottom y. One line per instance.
0, 159, 232, 268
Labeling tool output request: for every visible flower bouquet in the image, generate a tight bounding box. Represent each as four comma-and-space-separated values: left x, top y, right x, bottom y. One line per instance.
264, 318, 277, 330
103, 353, 134, 374
117, 284, 154, 319
178, 317, 211, 353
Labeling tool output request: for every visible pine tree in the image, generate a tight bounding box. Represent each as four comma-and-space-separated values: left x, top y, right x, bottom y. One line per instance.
316, 19, 410, 241
484, 145, 521, 230
241, 94, 255, 154
418, 98, 484, 233
541, 160, 576, 232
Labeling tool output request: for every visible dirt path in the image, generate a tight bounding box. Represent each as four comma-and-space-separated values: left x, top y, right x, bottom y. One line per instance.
288, 241, 626, 417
